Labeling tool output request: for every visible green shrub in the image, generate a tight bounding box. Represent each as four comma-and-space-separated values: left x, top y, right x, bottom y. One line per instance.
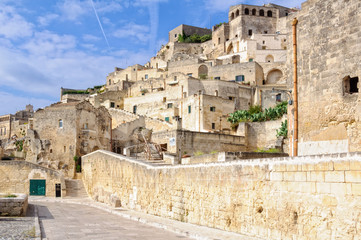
254, 148, 280, 153
210, 150, 218, 154
178, 32, 212, 43
199, 74, 207, 79
194, 151, 204, 156
277, 120, 288, 138
214, 22, 226, 29
5, 194, 17, 198
62, 90, 89, 95
15, 140, 23, 152
73, 156, 79, 162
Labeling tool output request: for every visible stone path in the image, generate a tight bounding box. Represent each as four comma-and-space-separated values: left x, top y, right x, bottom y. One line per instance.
35, 201, 191, 240
0, 205, 37, 240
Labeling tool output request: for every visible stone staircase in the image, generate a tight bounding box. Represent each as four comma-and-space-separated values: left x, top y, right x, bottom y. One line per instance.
65, 179, 89, 198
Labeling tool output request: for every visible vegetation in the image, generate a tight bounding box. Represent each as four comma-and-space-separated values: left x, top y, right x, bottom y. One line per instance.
62, 90, 89, 95
254, 148, 280, 153
93, 85, 103, 89
15, 140, 24, 152
199, 74, 208, 79
73, 155, 79, 162
214, 22, 226, 29
178, 32, 212, 43
194, 151, 204, 156
227, 101, 288, 125
5, 194, 17, 198
210, 150, 218, 154
277, 120, 288, 138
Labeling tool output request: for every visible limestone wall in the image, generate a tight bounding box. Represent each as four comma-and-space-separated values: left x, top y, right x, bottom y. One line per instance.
82, 151, 361, 240
0, 161, 65, 197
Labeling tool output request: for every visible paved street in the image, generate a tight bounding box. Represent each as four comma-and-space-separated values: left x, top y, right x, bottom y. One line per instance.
35, 201, 191, 240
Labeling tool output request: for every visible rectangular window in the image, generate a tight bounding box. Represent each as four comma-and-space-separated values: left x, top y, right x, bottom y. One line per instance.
163, 97, 167, 102
212, 123, 215, 129
188, 105, 191, 113
187, 73, 192, 77
248, 29, 252, 36
84, 123, 88, 129
167, 103, 173, 109
145, 74, 148, 79
262, 46, 266, 50
59, 119, 63, 128
249, 58, 253, 62
215, 77, 220, 80
343, 76, 359, 94
210, 106, 216, 112
229, 96, 234, 100
110, 102, 115, 108
165, 117, 170, 122
133, 105, 137, 114
276, 94, 282, 102
235, 75, 245, 82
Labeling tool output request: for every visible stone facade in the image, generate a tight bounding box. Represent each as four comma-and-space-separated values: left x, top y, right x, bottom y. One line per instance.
0, 161, 65, 197
0, 193, 28, 216
287, 0, 361, 155
168, 24, 212, 42
82, 151, 361, 240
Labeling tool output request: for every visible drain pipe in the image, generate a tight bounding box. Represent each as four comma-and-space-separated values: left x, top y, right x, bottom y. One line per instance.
292, 18, 298, 157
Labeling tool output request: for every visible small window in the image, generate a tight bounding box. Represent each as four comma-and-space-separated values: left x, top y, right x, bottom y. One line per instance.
229, 96, 234, 100
183, 92, 187, 98
175, 34, 177, 38
188, 105, 191, 113
260, 9, 264, 16
276, 94, 282, 102
252, 9, 256, 15
215, 77, 220, 80
64, 146, 66, 153
133, 105, 137, 114
167, 103, 173, 109
145, 74, 148, 79
174, 76, 177, 81
215, 90, 218, 96
245, 8, 249, 15
50, 149, 52, 153
84, 123, 88, 129
343, 76, 359, 94
110, 102, 115, 108
235, 75, 245, 82
285, 12, 289, 16
235, 34, 238, 38
218, 37, 220, 44
236, 9, 240, 17
212, 123, 216, 129
262, 46, 266, 50
108, 79, 111, 85
248, 29, 252, 36
263, 41, 265, 44
267, 10, 272, 17
264, 31, 268, 34
165, 117, 170, 122
249, 58, 253, 62
187, 73, 192, 77
59, 119, 63, 128
163, 97, 167, 102
210, 106, 216, 112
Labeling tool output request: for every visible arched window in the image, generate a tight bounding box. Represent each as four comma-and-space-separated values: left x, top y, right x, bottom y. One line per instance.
265, 55, 274, 63
245, 8, 249, 15
215, 90, 218, 96
252, 9, 256, 15
267, 10, 272, 17
260, 9, 264, 16
236, 9, 240, 17
231, 12, 235, 20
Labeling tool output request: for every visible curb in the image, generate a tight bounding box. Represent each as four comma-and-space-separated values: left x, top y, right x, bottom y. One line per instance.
33, 205, 42, 240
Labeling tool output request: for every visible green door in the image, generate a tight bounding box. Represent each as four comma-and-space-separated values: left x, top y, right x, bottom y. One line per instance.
29, 179, 46, 196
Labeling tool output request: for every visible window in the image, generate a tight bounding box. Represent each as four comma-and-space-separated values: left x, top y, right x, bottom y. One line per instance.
188, 105, 191, 113
229, 96, 234, 100
163, 97, 167, 102
260, 9, 264, 16
249, 58, 254, 62
262, 46, 267, 50
252, 9, 256, 15
174, 76, 177, 81
263, 41, 265, 44
64, 146, 66, 153
267, 10, 272, 17
285, 12, 289, 16
110, 102, 115, 108
167, 103, 173, 109
175, 34, 177, 38
133, 105, 137, 114
145, 74, 148, 79
276, 94, 282, 102
236, 75, 245, 82
215, 90, 218, 96
84, 123, 88, 129
165, 117, 170, 122
264, 31, 268, 34
245, 8, 249, 15
212, 123, 216, 129
231, 12, 235, 20
343, 76, 359, 94
218, 37, 220, 44
183, 92, 187, 98
187, 73, 193, 77
59, 119, 63, 128
236, 9, 240, 17
248, 29, 252, 36
215, 77, 220, 80
210, 106, 216, 112
108, 79, 111, 85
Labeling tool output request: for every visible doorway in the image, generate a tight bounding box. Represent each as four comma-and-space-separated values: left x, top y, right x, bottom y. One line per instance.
29, 179, 46, 196
55, 183, 61, 197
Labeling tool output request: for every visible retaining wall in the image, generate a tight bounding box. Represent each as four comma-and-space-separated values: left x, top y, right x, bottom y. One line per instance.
82, 150, 361, 240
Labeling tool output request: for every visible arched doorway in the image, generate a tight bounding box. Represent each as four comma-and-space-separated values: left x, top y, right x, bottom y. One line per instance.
266, 69, 283, 84
265, 55, 274, 63
226, 43, 233, 54
198, 65, 208, 79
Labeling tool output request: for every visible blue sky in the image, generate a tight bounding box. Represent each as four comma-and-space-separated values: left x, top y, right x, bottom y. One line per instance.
0, 0, 304, 115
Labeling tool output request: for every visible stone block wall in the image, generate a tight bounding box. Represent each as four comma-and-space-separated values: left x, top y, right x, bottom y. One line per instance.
0, 161, 65, 197
0, 194, 28, 216
82, 150, 361, 240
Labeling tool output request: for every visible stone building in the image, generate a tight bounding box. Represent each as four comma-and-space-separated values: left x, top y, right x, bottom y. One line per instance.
168, 24, 212, 42
287, 0, 361, 155
25, 101, 111, 177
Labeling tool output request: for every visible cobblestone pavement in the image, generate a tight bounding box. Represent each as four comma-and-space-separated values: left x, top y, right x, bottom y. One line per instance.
36, 201, 191, 240
0, 205, 36, 240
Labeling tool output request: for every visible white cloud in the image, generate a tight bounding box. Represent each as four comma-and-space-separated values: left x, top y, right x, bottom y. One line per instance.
95, 1, 123, 13
113, 23, 150, 42
37, 13, 59, 27
0, 4, 33, 39
82, 34, 101, 42
57, 0, 90, 22
20, 31, 77, 56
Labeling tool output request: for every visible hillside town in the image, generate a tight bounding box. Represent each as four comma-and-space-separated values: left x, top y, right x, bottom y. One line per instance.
1, 0, 361, 239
